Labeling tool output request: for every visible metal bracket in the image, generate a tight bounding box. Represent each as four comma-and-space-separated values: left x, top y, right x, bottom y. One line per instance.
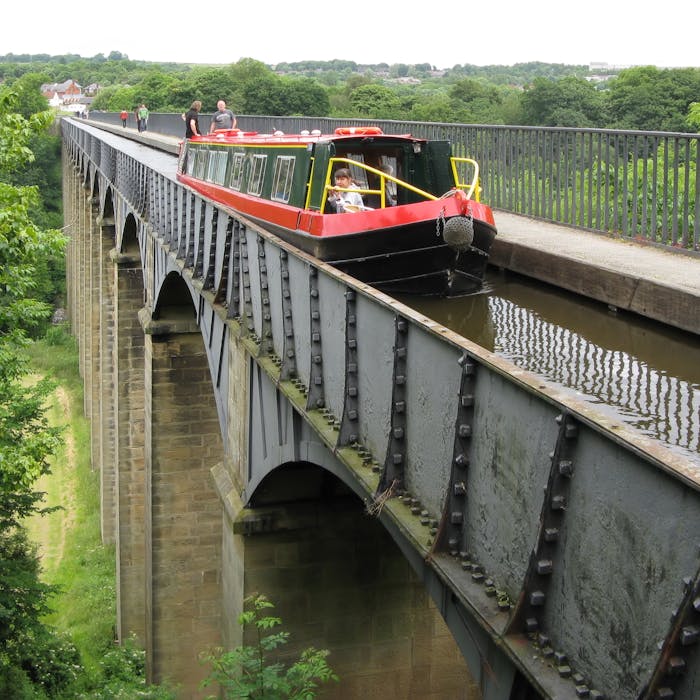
377, 314, 409, 494
338, 287, 359, 447
306, 266, 325, 411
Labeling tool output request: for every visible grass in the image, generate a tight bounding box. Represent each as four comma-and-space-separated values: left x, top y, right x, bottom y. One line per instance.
25, 325, 118, 678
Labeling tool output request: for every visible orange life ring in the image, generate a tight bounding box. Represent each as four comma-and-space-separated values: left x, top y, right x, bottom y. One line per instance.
334, 126, 383, 136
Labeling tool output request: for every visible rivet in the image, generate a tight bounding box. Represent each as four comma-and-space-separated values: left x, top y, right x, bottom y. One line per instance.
455, 453, 469, 467
451, 512, 463, 525
574, 685, 589, 698
392, 453, 403, 465
667, 656, 686, 675
537, 559, 553, 575
393, 427, 404, 439
454, 481, 467, 496
530, 590, 545, 606
395, 374, 406, 385
554, 651, 568, 664
681, 625, 699, 645
544, 527, 559, 542
459, 424, 472, 438
348, 386, 358, 397
461, 394, 474, 407
565, 424, 578, 438
551, 495, 566, 510
395, 401, 405, 413
348, 409, 358, 421
525, 618, 538, 632
559, 459, 574, 477
557, 665, 572, 678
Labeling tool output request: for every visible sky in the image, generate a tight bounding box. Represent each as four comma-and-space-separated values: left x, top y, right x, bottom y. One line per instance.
4, 0, 700, 70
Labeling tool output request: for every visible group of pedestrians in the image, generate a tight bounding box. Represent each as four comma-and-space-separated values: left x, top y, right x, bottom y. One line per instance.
119, 104, 149, 131
183, 99, 236, 137
118, 100, 237, 138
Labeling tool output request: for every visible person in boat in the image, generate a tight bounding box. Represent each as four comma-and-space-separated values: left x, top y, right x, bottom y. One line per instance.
185, 101, 202, 138
209, 100, 237, 133
328, 168, 365, 213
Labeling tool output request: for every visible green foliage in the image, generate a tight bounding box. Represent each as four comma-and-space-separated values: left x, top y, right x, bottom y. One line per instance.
349, 84, 402, 119
73, 637, 177, 699
520, 76, 607, 127
687, 102, 700, 132
200, 595, 338, 699
0, 77, 77, 700
607, 66, 700, 132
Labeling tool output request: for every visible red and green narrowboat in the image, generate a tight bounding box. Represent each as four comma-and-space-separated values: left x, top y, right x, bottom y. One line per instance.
176, 126, 497, 296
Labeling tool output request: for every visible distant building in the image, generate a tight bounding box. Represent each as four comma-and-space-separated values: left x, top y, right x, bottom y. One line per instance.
41, 79, 92, 114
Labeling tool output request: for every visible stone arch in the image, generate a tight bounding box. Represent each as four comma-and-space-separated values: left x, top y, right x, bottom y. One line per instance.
120, 212, 140, 257
234, 461, 480, 699
153, 270, 196, 320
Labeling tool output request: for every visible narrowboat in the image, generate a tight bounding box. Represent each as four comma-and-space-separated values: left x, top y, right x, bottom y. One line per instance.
176, 126, 497, 296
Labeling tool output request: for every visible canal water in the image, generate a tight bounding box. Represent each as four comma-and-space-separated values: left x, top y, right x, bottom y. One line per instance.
399, 268, 700, 466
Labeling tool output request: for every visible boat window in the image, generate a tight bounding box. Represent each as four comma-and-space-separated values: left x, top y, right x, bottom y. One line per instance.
271, 156, 295, 203
193, 148, 208, 180
207, 149, 228, 185
184, 146, 198, 176
342, 152, 368, 189
227, 153, 245, 191
247, 155, 267, 196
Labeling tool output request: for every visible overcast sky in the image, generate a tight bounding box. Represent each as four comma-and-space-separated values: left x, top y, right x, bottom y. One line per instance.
4, 0, 699, 69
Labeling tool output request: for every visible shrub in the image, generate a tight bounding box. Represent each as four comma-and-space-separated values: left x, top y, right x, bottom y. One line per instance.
200, 594, 338, 700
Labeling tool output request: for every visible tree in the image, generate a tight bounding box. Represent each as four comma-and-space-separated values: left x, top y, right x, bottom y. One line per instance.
607, 66, 700, 132
520, 76, 606, 127
687, 102, 700, 132
0, 85, 74, 698
349, 84, 402, 119
200, 595, 338, 699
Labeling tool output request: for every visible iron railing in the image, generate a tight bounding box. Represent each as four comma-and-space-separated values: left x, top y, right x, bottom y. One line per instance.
89, 112, 700, 252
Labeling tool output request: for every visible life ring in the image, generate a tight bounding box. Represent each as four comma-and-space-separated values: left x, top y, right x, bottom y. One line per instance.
334, 126, 383, 136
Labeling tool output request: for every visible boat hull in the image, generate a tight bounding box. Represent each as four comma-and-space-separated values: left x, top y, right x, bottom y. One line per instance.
252, 214, 496, 297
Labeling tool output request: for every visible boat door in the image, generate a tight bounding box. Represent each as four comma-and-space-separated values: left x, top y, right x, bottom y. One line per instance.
306, 142, 334, 212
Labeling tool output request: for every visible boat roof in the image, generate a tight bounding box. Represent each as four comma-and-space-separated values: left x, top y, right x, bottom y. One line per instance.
186, 126, 427, 147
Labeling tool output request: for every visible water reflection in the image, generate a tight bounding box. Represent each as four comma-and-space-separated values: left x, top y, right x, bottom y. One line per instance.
398, 269, 700, 463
